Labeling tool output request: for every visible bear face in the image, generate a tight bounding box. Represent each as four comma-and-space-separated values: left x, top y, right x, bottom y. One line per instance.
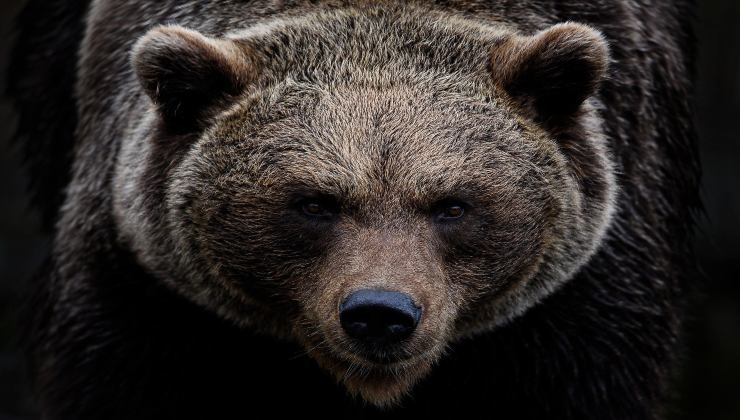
114, 7, 615, 406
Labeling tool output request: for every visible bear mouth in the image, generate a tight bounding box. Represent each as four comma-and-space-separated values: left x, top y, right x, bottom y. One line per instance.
300, 329, 443, 407
310, 344, 437, 407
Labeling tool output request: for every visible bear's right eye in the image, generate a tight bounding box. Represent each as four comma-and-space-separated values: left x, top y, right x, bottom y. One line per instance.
297, 196, 339, 219
303, 202, 325, 216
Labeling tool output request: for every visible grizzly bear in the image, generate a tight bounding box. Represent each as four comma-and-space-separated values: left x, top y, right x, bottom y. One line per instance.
9, 0, 699, 419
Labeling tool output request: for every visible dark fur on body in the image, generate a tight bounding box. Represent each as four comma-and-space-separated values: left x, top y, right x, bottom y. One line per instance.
9, 0, 699, 419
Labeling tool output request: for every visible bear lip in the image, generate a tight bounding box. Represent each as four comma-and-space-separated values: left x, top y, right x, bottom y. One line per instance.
315, 323, 435, 367
298, 325, 441, 406
332, 344, 437, 368
311, 346, 435, 407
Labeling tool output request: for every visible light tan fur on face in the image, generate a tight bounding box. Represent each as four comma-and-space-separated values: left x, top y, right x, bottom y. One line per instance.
297, 229, 455, 406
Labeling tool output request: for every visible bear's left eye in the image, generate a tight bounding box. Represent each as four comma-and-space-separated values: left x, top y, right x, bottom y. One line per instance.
434, 200, 467, 222
443, 205, 464, 219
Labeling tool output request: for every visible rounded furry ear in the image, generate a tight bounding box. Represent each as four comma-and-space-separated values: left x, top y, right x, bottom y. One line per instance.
491, 23, 609, 121
132, 25, 252, 132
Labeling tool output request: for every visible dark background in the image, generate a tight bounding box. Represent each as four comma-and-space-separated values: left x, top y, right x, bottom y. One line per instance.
0, 1, 738, 419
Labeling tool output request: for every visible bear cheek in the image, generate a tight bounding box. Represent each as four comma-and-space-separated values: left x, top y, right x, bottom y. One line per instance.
437, 192, 556, 330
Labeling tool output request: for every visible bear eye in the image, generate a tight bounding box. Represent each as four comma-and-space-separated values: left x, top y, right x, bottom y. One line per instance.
303, 202, 324, 216
443, 205, 464, 218
297, 196, 339, 219
434, 200, 467, 222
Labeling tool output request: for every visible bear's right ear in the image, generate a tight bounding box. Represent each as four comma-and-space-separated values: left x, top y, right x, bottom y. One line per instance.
132, 25, 252, 132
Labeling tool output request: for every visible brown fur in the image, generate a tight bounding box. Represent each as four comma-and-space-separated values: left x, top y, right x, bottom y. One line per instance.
13, 0, 698, 416
114, 6, 615, 405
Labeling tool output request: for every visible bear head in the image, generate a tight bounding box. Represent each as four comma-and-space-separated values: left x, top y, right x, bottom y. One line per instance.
115, 6, 615, 407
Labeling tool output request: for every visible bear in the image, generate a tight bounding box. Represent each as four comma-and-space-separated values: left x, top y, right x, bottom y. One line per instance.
8, 0, 700, 419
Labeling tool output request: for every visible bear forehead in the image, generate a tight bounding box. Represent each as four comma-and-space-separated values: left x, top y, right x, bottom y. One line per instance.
197, 82, 555, 208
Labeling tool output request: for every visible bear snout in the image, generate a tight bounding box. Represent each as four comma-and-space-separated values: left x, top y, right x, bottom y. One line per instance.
339, 289, 422, 350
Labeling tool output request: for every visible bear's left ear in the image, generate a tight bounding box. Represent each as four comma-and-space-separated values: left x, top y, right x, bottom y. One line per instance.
132, 25, 253, 132
491, 23, 609, 122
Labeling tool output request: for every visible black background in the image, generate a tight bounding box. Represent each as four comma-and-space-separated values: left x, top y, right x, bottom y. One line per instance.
1, 1, 738, 418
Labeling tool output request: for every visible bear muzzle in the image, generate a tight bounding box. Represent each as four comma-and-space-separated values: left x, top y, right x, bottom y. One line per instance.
339, 289, 422, 356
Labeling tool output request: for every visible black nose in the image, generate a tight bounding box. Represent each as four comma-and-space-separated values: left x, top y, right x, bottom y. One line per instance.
339, 289, 421, 344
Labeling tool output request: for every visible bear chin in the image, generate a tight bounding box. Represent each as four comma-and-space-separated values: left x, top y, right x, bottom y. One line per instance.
309, 346, 438, 408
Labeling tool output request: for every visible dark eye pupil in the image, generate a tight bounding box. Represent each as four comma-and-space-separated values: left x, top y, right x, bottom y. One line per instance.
444, 206, 464, 218
303, 202, 324, 215
297, 195, 339, 219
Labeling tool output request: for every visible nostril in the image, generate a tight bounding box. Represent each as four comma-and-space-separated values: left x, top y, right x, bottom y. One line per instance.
339, 289, 421, 344
343, 320, 369, 338
341, 305, 415, 339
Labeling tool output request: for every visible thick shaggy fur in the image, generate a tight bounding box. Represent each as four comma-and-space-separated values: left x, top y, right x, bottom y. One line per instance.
10, 0, 699, 419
